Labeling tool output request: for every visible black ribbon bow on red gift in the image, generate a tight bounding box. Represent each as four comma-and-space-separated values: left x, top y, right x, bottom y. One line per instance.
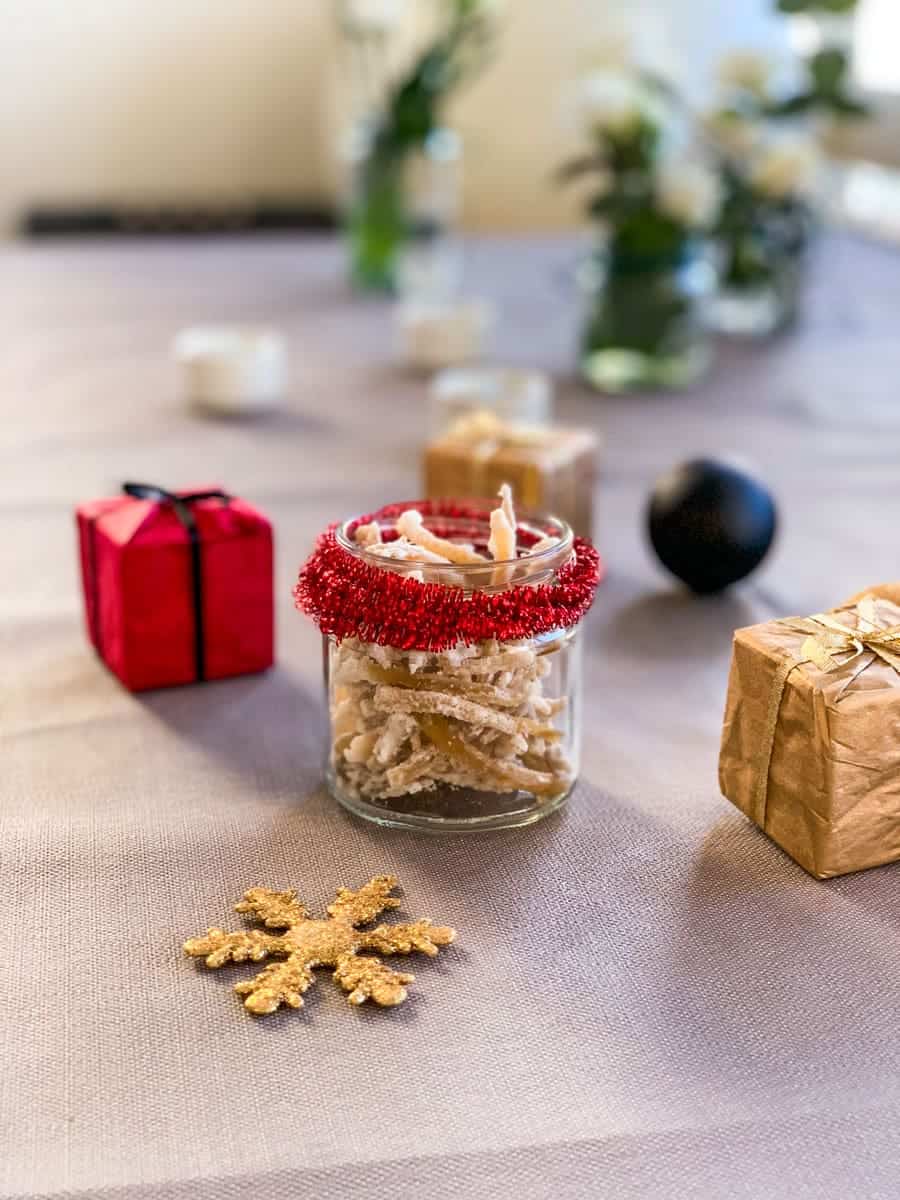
122, 482, 231, 682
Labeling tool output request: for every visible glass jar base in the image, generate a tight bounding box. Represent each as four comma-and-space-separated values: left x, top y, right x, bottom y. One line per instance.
349, 249, 398, 293
708, 287, 788, 339
580, 344, 712, 393
329, 775, 573, 833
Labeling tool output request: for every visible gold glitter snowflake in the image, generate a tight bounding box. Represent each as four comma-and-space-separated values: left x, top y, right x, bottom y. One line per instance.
184, 874, 456, 1015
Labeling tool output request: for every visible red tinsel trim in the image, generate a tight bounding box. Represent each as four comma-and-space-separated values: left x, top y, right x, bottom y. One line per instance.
294, 500, 603, 652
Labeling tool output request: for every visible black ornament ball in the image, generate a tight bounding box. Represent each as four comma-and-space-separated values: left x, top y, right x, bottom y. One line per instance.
647, 458, 777, 594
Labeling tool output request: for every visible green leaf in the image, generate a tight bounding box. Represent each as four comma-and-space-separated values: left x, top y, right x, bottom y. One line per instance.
810, 47, 848, 95
376, 5, 495, 155
766, 92, 816, 117
776, 0, 858, 11
587, 195, 619, 220
557, 155, 609, 183
829, 94, 871, 117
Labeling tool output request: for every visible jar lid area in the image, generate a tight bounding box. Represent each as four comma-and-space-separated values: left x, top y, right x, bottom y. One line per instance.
296, 499, 602, 650
336, 510, 574, 594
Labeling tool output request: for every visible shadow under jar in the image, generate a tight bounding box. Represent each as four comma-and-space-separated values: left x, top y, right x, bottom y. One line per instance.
298, 505, 599, 832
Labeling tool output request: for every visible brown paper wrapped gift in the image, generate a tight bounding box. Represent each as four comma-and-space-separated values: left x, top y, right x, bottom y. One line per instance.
719, 595, 900, 879
423, 412, 598, 537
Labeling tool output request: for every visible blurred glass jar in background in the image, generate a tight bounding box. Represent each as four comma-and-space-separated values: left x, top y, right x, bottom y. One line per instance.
559, 66, 723, 393
335, 0, 497, 293
342, 123, 462, 293
428, 366, 554, 435
709, 206, 813, 337
579, 241, 718, 393
707, 136, 819, 339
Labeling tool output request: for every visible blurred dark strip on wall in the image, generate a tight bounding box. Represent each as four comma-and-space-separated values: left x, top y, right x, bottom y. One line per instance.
22, 203, 338, 238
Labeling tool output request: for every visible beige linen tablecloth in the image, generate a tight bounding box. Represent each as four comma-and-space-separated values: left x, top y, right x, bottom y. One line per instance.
3, 235, 900, 1200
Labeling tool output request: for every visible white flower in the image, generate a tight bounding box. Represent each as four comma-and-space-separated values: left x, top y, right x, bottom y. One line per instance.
750, 138, 821, 199
578, 15, 684, 94
656, 162, 722, 229
576, 71, 660, 138
704, 109, 765, 158
717, 49, 774, 97
339, 0, 405, 35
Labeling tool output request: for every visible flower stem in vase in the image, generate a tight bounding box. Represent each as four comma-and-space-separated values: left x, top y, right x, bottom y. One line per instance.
339, 0, 498, 293
349, 149, 407, 292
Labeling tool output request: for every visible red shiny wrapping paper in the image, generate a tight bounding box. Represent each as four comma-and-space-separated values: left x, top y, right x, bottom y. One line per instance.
76, 489, 273, 691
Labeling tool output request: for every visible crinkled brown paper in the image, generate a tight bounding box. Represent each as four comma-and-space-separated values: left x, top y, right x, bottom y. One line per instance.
720, 596, 900, 879
424, 422, 597, 538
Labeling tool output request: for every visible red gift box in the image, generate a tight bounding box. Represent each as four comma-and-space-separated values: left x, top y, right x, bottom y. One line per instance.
76, 483, 274, 691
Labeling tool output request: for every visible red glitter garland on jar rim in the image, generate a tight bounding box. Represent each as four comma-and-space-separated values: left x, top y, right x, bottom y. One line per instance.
294, 500, 603, 653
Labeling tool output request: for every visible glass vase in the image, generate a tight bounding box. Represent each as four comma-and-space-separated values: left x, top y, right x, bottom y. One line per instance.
784, 8, 855, 57
324, 513, 583, 832
343, 124, 461, 294
710, 214, 811, 338
579, 243, 717, 393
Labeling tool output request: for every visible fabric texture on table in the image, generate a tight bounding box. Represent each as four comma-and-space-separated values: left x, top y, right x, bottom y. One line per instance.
3, 235, 900, 1200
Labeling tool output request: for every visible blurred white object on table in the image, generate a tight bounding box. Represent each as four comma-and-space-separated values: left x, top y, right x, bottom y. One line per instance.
829, 161, 900, 246
174, 326, 287, 415
395, 299, 493, 372
429, 366, 553, 435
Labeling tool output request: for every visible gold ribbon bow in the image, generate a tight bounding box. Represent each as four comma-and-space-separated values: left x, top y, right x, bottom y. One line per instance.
446, 410, 559, 452
446, 410, 561, 509
751, 596, 900, 825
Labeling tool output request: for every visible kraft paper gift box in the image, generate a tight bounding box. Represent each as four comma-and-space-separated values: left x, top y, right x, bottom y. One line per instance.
76, 482, 274, 692
423, 412, 598, 538
719, 595, 900, 879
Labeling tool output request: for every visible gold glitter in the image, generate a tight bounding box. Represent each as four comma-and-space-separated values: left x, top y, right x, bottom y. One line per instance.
184, 875, 456, 1016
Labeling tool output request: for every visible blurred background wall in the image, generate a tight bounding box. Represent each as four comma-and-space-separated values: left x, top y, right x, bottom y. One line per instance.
1, 0, 335, 236
1, 0, 896, 237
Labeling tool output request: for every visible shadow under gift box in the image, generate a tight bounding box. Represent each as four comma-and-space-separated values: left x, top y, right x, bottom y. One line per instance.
719, 597, 900, 880
76, 487, 274, 692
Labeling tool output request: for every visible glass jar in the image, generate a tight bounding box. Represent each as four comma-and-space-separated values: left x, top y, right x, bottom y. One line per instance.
783, 7, 855, 58
579, 242, 717, 393
710, 213, 811, 338
323, 513, 584, 831
428, 366, 554, 437
342, 123, 462, 294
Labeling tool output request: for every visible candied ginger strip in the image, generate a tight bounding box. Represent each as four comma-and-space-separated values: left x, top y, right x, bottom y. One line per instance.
489, 485, 517, 584
373, 713, 418, 766
455, 648, 539, 677
395, 510, 486, 564
488, 507, 516, 563
526, 724, 563, 741
385, 746, 442, 789
345, 731, 379, 764
357, 662, 542, 709
354, 522, 382, 547
373, 685, 519, 735
498, 483, 516, 533
522, 749, 573, 779
369, 539, 450, 564
418, 714, 567, 799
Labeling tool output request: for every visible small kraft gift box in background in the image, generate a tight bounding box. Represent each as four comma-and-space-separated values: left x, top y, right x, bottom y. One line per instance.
719, 594, 900, 879
423, 411, 598, 538
76, 482, 273, 691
